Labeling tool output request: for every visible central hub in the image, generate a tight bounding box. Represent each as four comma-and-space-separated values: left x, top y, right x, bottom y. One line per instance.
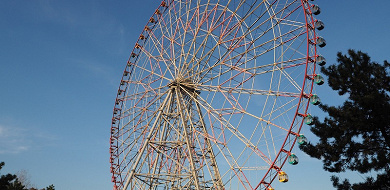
168, 77, 199, 94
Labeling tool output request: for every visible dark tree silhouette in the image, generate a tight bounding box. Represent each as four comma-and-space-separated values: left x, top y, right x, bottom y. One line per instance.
43, 184, 55, 190
300, 50, 390, 189
0, 162, 26, 190
1, 162, 55, 190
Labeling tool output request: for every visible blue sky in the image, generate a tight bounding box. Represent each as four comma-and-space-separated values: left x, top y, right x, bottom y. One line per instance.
1, 1, 389, 189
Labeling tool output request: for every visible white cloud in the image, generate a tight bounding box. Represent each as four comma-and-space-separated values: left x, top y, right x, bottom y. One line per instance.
0, 125, 30, 154
0, 124, 57, 154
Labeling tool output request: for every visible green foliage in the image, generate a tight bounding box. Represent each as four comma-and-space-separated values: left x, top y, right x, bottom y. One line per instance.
1, 162, 55, 190
29, 184, 55, 190
44, 184, 55, 190
0, 162, 27, 190
300, 50, 390, 189
7, 179, 26, 190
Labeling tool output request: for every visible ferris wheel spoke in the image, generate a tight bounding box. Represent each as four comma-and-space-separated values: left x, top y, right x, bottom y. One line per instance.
122, 89, 174, 190
241, 0, 299, 39
211, 35, 307, 80
174, 0, 308, 90
277, 66, 303, 91
244, 56, 306, 72
149, 24, 182, 76
185, 90, 274, 165
215, 29, 306, 76
192, 98, 257, 188
122, 85, 167, 103
117, 90, 171, 162
130, 63, 170, 83
194, 33, 307, 89
276, 18, 305, 27
180, 4, 238, 76
166, 1, 198, 74
226, 25, 306, 64
137, 44, 178, 82
219, 147, 254, 189
248, 99, 301, 160
178, 2, 214, 73
262, 96, 300, 122
146, 34, 178, 77
180, 29, 231, 81
197, 84, 301, 97
182, 83, 302, 167
208, 2, 307, 69
120, 89, 168, 123
198, 61, 302, 94
154, 2, 214, 79
179, 8, 257, 82
111, 0, 322, 189
185, 11, 250, 75
182, 87, 266, 162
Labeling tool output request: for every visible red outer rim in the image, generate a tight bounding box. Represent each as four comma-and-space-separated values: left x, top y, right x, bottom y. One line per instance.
255, 0, 320, 189
109, 2, 169, 189
110, 1, 322, 189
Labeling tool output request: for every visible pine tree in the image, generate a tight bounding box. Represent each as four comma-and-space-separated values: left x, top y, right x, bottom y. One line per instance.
1, 162, 54, 190
300, 50, 390, 189
42, 184, 55, 190
0, 162, 26, 190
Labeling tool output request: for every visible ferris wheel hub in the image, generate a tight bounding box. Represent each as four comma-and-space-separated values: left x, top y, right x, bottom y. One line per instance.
168, 77, 200, 95
110, 0, 324, 188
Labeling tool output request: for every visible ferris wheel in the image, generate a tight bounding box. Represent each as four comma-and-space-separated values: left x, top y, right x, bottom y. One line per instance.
110, 0, 326, 189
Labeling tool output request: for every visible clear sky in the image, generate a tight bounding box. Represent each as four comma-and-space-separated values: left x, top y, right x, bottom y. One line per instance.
1, 1, 389, 189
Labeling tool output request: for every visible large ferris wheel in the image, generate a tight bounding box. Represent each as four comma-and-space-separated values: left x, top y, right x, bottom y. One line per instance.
109, 0, 326, 189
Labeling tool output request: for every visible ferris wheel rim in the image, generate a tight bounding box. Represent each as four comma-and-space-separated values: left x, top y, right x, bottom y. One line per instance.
110, 0, 323, 189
